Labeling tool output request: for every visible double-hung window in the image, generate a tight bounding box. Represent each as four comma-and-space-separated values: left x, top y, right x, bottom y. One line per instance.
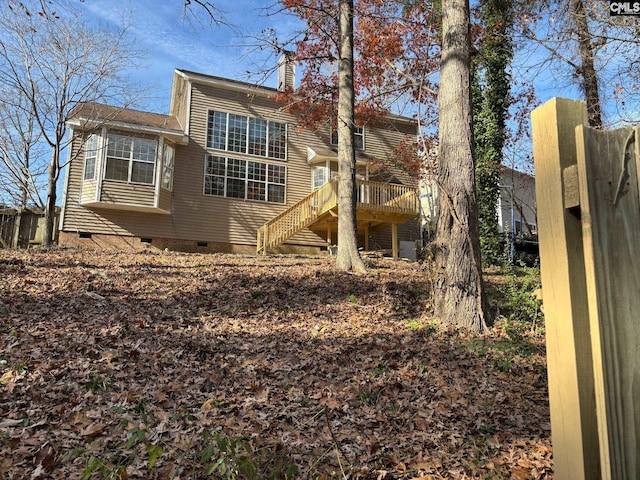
83, 134, 99, 180
104, 133, 157, 185
312, 166, 328, 191
331, 125, 364, 149
207, 111, 287, 160
204, 155, 285, 204
161, 145, 175, 190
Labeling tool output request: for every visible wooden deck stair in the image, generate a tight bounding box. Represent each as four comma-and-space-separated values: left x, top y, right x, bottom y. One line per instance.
257, 179, 419, 254
257, 179, 339, 254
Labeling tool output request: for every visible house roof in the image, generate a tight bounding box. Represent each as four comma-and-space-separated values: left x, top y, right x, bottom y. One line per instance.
176, 69, 279, 96
307, 145, 376, 166
67, 102, 188, 144
174, 69, 418, 127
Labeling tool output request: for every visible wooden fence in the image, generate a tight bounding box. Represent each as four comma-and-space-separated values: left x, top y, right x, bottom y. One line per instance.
532, 98, 640, 480
0, 207, 59, 248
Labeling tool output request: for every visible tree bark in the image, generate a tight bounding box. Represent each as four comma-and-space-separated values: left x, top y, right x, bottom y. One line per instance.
335, 0, 366, 273
572, 0, 602, 128
433, 0, 488, 331
42, 147, 59, 248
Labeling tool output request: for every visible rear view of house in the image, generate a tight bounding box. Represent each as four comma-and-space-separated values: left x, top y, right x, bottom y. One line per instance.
60, 66, 420, 255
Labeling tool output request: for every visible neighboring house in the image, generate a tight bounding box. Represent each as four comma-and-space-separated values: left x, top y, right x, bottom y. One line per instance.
498, 166, 537, 239
418, 165, 538, 255
59, 64, 420, 256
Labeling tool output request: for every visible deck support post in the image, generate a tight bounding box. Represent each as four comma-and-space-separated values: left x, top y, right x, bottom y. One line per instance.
327, 224, 332, 246
391, 223, 398, 259
263, 227, 268, 255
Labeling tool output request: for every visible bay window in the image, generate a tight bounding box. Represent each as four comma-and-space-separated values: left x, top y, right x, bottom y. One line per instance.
104, 133, 157, 185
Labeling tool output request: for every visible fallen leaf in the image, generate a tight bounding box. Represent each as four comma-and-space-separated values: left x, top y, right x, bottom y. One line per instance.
81, 422, 105, 438
0, 370, 14, 384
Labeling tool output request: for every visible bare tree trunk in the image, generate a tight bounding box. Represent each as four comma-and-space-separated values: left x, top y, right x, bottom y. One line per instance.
433, 0, 488, 331
42, 148, 58, 248
572, 0, 602, 128
336, 0, 366, 274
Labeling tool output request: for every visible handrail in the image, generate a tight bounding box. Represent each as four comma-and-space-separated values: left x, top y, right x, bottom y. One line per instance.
355, 180, 418, 213
257, 178, 418, 254
257, 178, 339, 254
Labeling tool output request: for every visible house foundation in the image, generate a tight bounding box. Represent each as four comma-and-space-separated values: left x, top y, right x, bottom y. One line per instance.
59, 231, 322, 255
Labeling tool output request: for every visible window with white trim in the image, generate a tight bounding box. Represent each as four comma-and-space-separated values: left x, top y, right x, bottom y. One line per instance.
331, 125, 364, 149
161, 145, 174, 190
83, 134, 99, 180
312, 166, 328, 191
206, 111, 287, 160
104, 133, 157, 185
204, 155, 286, 204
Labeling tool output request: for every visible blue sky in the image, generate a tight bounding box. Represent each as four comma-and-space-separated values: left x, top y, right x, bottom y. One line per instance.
72, 1, 613, 121
75, 0, 302, 113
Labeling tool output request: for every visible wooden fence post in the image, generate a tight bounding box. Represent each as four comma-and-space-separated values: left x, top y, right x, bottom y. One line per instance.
576, 124, 640, 479
531, 98, 600, 480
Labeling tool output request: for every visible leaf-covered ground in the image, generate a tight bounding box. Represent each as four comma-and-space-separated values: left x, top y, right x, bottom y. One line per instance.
0, 249, 552, 479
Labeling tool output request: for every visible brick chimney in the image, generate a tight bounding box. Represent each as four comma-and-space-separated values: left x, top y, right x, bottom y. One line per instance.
277, 52, 295, 92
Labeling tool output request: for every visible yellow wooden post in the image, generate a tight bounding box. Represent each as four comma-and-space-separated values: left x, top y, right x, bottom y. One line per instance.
327, 224, 331, 246
262, 226, 268, 255
391, 223, 398, 260
531, 98, 599, 480
257, 229, 262, 254
576, 125, 640, 480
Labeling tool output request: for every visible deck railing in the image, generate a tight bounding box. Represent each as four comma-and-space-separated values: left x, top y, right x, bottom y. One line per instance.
257, 179, 338, 254
356, 180, 418, 213
257, 178, 418, 254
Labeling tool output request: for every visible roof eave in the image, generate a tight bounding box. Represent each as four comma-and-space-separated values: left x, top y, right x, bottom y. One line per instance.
67, 117, 189, 145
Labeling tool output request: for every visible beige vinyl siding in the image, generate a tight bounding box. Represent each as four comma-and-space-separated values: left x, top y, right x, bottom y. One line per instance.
62, 139, 124, 235
174, 83, 324, 247
81, 181, 97, 204
61, 137, 91, 231
312, 119, 415, 163
364, 122, 415, 162
100, 181, 155, 207
61, 78, 416, 249
158, 188, 172, 212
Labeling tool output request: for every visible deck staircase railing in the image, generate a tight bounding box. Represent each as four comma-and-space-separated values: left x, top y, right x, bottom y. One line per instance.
257, 178, 339, 254
257, 179, 418, 254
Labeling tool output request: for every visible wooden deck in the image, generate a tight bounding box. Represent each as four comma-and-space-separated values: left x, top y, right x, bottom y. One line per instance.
256, 179, 419, 255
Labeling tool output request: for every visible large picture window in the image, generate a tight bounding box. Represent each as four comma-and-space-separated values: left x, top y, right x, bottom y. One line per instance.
206, 111, 287, 160
204, 155, 285, 204
104, 133, 157, 185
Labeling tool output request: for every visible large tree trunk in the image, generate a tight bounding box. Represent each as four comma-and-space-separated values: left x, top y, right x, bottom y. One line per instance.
572, 0, 602, 128
433, 0, 488, 331
335, 0, 366, 273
